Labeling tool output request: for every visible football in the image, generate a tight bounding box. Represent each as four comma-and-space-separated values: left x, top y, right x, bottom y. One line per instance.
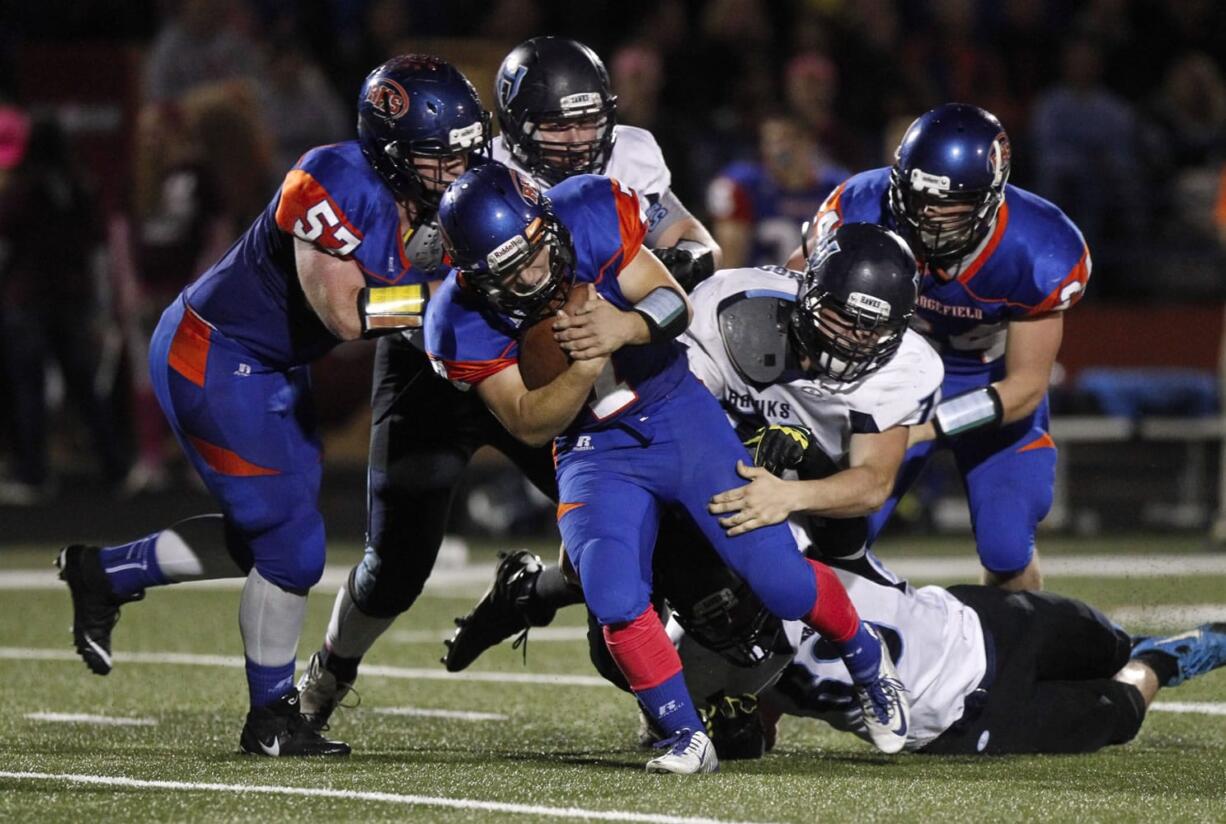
518, 284, 588, 390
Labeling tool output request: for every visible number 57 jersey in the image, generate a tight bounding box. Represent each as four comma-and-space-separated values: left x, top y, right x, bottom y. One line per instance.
184, 141, 440, 367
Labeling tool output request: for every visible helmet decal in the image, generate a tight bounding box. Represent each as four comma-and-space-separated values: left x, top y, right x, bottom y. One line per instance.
365, 78, 409, 121
988, 131, 1011, 187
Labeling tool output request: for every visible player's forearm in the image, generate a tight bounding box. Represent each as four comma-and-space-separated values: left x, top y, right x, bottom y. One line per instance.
509, 363, 602, 446
792, 467, 894, 518
310, 282, 364, 341
992, 376, 1048, 424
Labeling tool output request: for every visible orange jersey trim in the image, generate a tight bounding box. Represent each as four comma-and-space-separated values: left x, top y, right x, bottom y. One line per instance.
168, 306, 213, 388
439, 356, 517, 386
1017, 432, 1056, 453
187, 435, 280, 477
557, 501, 586, 521
609, 177, 647, 274
955, 202, 1010, 285
1026, 245, 1091, 317
275, 169, 365, 255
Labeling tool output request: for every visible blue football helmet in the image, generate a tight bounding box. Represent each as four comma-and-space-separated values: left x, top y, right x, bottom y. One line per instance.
438, 161, 574, 320
357, 55, 491, 207
790, 223, 919, 381
888, 103, 1011, 264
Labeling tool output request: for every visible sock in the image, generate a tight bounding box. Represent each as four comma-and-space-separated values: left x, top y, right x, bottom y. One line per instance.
603, 607, 704, 738
239, 569, 308, 711
803, 558, 881, 685
1135, 650, 1180, 687
100, 533, 169, 597
245, 658, 295, 709
323, 582, 394, 662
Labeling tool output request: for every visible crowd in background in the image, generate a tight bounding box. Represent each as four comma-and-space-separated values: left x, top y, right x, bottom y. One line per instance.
1, 0, 1226, 506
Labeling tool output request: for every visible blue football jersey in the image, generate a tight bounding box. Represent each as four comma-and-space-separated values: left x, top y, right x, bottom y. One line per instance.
814, 168, 1090, 377
426, 173, 690, 432
184, 141, 439, 366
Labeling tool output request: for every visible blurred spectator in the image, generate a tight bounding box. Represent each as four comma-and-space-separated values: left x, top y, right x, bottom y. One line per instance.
899, 0, 1012, 118
116, 101, 234, 494
706, 112, 848, 268
1030, 36, 1144, 270
262, 37, 350, 172
0, 114, 128, 504
144, 0, 263, 102
183, 80, 277, 230
784, 53, 862, 170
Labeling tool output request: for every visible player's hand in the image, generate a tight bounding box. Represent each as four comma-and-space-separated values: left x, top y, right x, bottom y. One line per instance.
553, 285, 639, 360
744, 424, 812, 476
709, 460, 800, 536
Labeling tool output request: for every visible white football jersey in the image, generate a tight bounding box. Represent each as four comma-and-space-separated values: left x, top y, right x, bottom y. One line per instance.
493, 125, 675, 245
769, 570, 987, 751
682, 266, 944, 464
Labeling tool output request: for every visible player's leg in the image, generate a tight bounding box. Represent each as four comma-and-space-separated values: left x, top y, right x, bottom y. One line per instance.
954, 402, 1056, 591
557, 460, 715, 774
440, 415, 564, 672
662, 380, 907, 753
302, 337, 475, 721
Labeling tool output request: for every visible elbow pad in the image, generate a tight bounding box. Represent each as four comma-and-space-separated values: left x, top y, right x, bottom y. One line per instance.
633, 286, 688, 343
357, 284, 428, 339
933, 385, 1004, 440
652, 239, 716, 292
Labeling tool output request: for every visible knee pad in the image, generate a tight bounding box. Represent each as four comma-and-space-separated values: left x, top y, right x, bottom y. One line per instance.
575, 540, 651, 626
248, 511, 325, 594
348, 546, 424, 619
977, 534, 1035, 577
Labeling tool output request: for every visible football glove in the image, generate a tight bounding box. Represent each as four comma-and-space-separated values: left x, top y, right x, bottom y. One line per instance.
744, 424, 841, 479
652, 240, 715, 292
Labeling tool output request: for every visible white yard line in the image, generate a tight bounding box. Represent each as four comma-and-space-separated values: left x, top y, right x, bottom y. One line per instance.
1150, 702, 1226, 717
24, 712, 156, 726
7, 553, 1226, 591
388, 626, 590, 644
0, 647, 613, 687
1108, 604, 1226, 630
372, 707, 508, 721
0, 771, 770, 824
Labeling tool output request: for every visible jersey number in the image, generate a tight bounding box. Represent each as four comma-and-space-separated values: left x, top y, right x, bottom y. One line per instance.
293, 200, 362, 256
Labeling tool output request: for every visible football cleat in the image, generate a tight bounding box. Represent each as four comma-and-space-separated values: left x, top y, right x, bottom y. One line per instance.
442, 550, 554, 672
1132, 623, 1226, 686
56, 544, 143, 676
297, 651, 357, 731
854, 625, 910, 754
646, 728, 720, 774
239, 689, 351, 757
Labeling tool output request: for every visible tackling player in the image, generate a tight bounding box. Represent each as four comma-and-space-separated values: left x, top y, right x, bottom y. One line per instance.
55, 56, 489, 757
296, 35, 723, 728
426, 161, 909, 772
677, 553, 1226, 756
789, 103, 1091, 591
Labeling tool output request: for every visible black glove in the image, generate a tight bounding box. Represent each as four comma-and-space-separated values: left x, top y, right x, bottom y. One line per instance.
744, 424, 840, 479
653, 240, 715, 292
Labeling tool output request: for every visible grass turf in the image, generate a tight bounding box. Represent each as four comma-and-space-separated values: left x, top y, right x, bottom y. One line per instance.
1, 535, 1225, 822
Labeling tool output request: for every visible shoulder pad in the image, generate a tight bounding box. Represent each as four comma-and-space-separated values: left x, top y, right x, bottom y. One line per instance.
717, 293, 794, 386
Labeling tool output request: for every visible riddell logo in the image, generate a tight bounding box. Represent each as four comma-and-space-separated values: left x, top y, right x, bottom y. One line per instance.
366, 78, 409, 120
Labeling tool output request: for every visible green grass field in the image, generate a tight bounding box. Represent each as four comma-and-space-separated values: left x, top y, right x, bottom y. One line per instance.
2, 535, 1225, 823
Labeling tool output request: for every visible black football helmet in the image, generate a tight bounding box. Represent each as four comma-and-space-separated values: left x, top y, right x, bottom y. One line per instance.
495, 37, 617, 185
790, 223, 919, 381
357, 55, 491, 207
888, 103, 1011, 265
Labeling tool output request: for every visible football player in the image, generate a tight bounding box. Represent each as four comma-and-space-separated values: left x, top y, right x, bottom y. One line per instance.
676, 551, 1226, 756
789, 103, 1091, 592
426, 161, 909, 772
55, 56, 489, 757
296, 35, 723, 728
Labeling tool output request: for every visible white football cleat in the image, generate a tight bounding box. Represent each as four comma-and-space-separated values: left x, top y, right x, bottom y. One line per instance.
646, 728, 720, 774
855, 625, 911, 754
296, 651, 354, 731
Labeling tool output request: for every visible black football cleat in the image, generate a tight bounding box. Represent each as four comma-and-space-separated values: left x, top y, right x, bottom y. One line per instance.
56, 544, 143, 676
239, 690, 351, 757
442, 550, 554, 672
